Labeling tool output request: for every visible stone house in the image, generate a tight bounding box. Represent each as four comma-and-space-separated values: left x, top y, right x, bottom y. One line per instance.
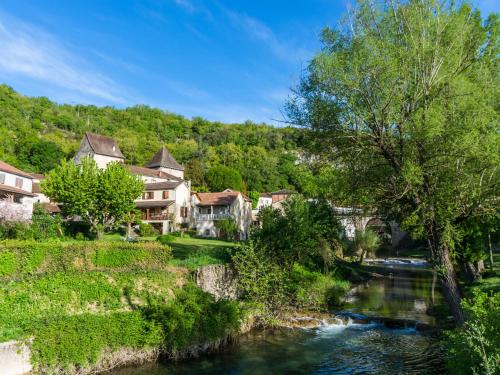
191, 189, 252, 240
0, 161, 35, 221
74, 133, 191, 234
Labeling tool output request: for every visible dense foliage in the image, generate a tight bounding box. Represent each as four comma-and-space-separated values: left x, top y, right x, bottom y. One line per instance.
0, 84, 310, 193
0, 239, 243, 373
233, 197, 348, 316
444, 291, 500, 375
288, 0, 499, 323
42, 158, 144, 238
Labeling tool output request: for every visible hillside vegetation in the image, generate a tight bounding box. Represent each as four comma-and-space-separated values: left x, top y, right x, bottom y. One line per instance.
0, 84, 311, 193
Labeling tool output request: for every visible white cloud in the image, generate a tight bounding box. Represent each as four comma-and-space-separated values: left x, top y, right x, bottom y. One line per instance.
219, 6, 312, 64
0, 13, 128, 104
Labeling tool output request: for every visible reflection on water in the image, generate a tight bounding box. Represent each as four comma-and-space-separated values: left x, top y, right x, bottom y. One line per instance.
109, 265, 445, 375
344, 266, 441, 324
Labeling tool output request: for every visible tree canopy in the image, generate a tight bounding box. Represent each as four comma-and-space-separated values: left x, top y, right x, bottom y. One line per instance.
42, 158, 144, 238
288, 0, 499, 323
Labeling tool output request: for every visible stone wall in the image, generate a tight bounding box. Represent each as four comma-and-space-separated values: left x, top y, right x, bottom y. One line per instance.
0, 340, 32, 375
195, 264, 239, 300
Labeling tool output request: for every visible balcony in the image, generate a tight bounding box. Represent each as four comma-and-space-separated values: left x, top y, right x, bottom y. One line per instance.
195, 213, 234, 221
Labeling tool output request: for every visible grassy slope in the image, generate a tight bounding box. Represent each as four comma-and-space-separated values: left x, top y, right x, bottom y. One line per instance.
167, 237, 239, 270
466, 251, 500, 295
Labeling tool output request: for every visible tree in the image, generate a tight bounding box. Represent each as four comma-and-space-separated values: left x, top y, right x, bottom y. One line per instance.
28, 140, 65, 172
42, 158, 144, 239
288, 0, 499, 324
214, 219, 238, 240
206, 165, 244, 192
354, 229, 380, 264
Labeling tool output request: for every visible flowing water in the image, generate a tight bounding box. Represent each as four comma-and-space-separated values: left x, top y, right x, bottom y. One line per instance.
110, 261, 445, 374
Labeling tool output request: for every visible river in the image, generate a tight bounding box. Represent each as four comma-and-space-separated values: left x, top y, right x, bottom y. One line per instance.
110, 261, 445, 374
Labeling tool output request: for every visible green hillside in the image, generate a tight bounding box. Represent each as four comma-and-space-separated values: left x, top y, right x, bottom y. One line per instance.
0, 84, 311, 192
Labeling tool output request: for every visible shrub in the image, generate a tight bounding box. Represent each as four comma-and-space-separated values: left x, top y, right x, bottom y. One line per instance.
139, 223, 157, 237
0, 221, 32, 240
157, 234, 176, 245
444, 291, 500, 375
31, 312, 163, 373
288, 264, 350, 309
142, 283, 243, 353
30, 206, 64, 240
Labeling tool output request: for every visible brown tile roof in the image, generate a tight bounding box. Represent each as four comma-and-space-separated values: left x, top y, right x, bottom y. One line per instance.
29, 173, 45, 181
0, 161, 33, 179
0, 183, 35, 197
259, 192, 272, 198
84, 132, 125, 159
136, 200, 174, 208
147, 146, 184, 171
127, 165, 182, 181
145, 181, 183, 190
40, 202, 61, 213
196, 191, 240, 206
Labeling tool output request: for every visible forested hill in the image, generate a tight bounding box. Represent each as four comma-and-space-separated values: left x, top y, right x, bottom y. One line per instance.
0, 84, 313, 193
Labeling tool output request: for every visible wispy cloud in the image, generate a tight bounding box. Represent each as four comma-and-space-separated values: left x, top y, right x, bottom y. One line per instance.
218, 5, 311, 64
172, 0, 197, 13
0, 13, 128, 104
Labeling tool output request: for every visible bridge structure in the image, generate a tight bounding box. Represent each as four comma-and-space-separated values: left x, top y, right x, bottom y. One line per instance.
332, 207, 406, 248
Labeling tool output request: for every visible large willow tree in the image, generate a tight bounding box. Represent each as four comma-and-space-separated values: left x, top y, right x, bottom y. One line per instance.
288, 0, 499, 324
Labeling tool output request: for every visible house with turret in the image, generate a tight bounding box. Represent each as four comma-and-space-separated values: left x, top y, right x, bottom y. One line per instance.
74, 133, 191, 234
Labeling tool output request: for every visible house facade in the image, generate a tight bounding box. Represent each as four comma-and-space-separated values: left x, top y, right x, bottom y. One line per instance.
0, 161, 35, 221
74, 133, 191, 234
191, 189, 252, 240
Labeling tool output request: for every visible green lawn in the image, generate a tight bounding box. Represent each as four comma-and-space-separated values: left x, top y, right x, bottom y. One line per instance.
467, 251, 500, 295
167, 236, 239, 270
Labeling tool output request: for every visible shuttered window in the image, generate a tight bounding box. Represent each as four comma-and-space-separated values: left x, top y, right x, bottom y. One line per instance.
15, 178, 23, 189
0, 174, 5, 184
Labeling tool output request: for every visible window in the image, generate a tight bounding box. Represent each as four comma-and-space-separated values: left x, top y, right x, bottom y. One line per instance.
142, 192, 154, 200
0, 173, 4, 184
15, 178, 23, 189
162, 190, 170, 199
180, 207, 188, 218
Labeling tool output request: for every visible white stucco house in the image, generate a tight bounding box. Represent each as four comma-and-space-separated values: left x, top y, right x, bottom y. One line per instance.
74, 133, 191, 234
191, 189, 252, 240
0, 161, 36, 221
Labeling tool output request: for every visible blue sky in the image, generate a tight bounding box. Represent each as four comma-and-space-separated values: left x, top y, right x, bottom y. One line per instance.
0, 0, 497, 124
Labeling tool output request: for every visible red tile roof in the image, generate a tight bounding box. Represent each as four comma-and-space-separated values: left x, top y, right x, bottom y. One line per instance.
195, 191, 241, 206
40, 202, 61, 213
0, 161, 33, 179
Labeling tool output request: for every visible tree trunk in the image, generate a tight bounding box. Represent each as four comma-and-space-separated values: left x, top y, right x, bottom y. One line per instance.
464, 261, 481, 283
427, 225, 465, 325
488, 232, 494, 271
359, 248, 367, 264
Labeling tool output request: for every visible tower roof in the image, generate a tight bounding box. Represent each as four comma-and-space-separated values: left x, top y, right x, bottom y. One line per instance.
146, 146, 184, 171
84, 132, 125, 159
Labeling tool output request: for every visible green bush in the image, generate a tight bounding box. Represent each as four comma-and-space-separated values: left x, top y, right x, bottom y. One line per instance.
444, 291, 500, 375
289, 264, 350, 309
139, 223, 157, 237
31, 312, 163, 373
157, 234, 176, 245
0, 221, 32, 240
142, 283, 242, 353
30, 206, 64, 241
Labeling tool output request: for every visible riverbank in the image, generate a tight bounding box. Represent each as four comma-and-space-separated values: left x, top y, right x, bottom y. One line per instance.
0, 239, 244, 375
